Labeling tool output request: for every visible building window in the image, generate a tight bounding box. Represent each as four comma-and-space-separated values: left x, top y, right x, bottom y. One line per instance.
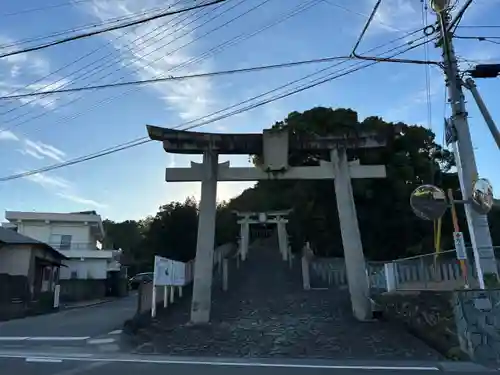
59, 235, 72, 250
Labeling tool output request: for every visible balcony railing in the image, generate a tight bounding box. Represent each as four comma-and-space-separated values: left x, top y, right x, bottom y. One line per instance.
48, 242, 100, 251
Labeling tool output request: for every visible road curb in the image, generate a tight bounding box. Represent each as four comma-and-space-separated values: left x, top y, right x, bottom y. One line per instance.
438, 361, 497, 372
61, 299, 116, 311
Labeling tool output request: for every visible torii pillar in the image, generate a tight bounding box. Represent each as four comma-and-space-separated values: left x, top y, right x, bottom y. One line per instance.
192, 150, 218, 323
146, 125, 387, 323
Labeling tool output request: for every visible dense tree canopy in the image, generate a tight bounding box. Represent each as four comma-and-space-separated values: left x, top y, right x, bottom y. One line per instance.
104, 107, 499, 274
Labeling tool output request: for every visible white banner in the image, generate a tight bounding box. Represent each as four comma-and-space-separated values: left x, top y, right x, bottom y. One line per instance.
171, 260, 186, 286
153, 256, 172, 286
153, 255, 188, 286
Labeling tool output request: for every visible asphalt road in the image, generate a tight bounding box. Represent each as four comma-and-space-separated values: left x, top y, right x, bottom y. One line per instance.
0, 295, 137, 350
0, 294, 493, 374
0, 353, 492, 375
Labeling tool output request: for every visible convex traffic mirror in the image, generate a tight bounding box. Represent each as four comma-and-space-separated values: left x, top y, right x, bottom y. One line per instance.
472, 178, 494, 214
410, 184, 448, 221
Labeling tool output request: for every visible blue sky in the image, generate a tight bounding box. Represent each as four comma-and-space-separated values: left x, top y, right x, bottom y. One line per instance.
0, 0, 499, 222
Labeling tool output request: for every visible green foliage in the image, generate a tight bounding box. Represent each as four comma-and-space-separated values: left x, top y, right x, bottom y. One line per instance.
483, 273, 500, 289
233, 107, 462, 260
104, 198, 240, 274
104, 106, 499, 270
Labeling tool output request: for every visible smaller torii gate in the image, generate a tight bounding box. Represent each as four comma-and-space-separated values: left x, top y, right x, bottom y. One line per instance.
233, 210, 291, 261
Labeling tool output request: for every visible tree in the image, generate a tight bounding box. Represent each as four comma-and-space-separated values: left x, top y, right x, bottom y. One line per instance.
105, 106, 498, 266
228, 107, 459, 260
142, 197, 199, 263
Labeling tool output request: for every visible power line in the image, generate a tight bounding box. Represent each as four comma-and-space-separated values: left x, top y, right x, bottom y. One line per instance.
455, 35, 500, 45
0, 0, 106, 17
0, 0, 226, 59
484, 39, 500, 45
0, 0, 222, 121
0, 56, 352, 100
457, 25, 500, 29
322, 0, 403, 32
0, 32, 433, 182
455, 35, 500, 39
0, 0, 230, 131
0, 5, 171, 50
0, 0, 188, 108
0, 0, 309, 134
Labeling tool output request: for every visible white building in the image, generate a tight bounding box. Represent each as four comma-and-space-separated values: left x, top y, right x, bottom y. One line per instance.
4, 211, 121, 281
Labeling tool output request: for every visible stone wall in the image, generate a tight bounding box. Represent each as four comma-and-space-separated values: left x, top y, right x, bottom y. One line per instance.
59, 279, 106, 302
375, 291, 466, 360
453, 289, 500, 363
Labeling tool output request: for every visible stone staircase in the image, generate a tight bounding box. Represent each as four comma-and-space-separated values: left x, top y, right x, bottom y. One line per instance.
131, 237, 443, 360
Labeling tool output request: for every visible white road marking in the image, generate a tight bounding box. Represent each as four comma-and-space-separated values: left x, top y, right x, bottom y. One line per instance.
86, 338, 115, 345
0, 353, 441, 371
0, 336, 90, 341
26, 357, 63, 363
108, 330, 122, 335
28, 337, 91, 341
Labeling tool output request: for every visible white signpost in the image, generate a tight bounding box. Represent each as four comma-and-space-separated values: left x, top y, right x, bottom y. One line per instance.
53, 284, 60, 309
453, 232, 467, 260
151, 255, 191, 317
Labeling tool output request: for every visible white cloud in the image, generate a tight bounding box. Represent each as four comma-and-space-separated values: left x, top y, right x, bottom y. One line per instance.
18, 148, 44, 159
10, 65, 20, 78
56, 192, 108, 208
366, 0, 420, 35
23, 172, 107, 209
0, 130, 19, 141
23, 139, 66, 161
79, 0, 217, 121
0, 34, 71, 109
24, 173, 71, 190
164, 181, 254, 205
0, 78, 72, 109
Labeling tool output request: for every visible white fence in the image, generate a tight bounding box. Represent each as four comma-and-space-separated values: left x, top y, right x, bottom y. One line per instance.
304, 259, 386, 290
137, 243, 236, 316
303, 247, 500, 293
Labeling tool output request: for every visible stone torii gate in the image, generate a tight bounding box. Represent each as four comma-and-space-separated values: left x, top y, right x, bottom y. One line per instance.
234, 210, 292, 261
147, 125, 387, 323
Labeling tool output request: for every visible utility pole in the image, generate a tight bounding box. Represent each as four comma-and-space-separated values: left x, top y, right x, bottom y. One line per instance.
432, 0, 499, 288
464, 78, 500, 151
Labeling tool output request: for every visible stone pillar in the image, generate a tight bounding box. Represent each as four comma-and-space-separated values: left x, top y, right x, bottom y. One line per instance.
302, 254, 311, 290
240, 220, 249, 261
277, 219, 288, 261
222, 258, 228, 291
331, 148, 372, 321
190, 151, 218, 324
384, 262, 397, 292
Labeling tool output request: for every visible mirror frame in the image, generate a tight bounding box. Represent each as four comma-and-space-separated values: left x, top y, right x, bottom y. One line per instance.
410, 184, 448, 221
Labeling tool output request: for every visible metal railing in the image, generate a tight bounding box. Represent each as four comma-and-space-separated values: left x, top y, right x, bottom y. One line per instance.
390, 247, 500, 291
306, 246, 500, 292
307, 257, 385, 290
391, 250, 472, 290
48, 242, 100, 251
